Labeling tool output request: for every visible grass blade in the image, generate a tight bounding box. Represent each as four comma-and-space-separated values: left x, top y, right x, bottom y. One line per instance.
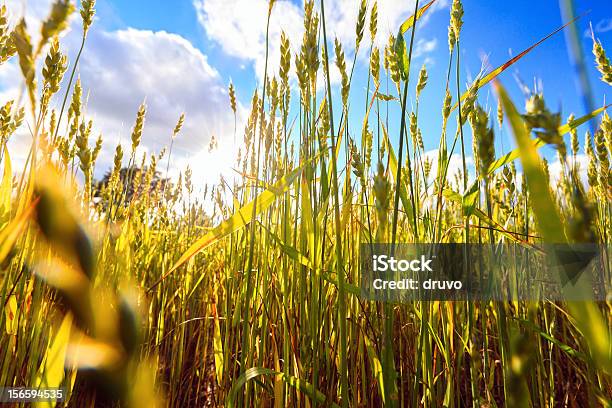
0, 145, 12, 228
227, 367, 339, 408
486, 104, 611, 175
443, 188, 526, 244
399, 0, 437, 34
0, 198, 37, 264
259, 221, 361, 296
364, 335, 385, 404
453, 15, 582, 111
495, 81, 565, 242
381, 121, 415, 232
497, 81, 612, 376
155, 155, 319, 286
33, 313, 73, 408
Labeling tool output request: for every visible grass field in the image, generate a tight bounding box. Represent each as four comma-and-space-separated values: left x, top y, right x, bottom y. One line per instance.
0, 0, 611, 406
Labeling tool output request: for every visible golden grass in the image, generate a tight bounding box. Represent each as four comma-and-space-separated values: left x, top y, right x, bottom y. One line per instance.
0, 0, 610, 407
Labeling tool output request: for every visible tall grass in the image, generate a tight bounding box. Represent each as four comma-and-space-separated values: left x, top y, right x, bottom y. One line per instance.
0, 0, 611, 407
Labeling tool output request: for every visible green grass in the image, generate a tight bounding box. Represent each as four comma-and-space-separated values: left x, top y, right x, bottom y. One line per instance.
0, 0, 611, 407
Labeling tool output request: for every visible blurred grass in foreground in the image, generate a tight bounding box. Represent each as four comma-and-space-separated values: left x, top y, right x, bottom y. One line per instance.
0, 0, 611, 406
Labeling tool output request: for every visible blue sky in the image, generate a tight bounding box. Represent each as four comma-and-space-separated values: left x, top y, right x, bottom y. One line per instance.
101, 0, 612, 124
2, 0, 611, 185
101, 0, 612, 100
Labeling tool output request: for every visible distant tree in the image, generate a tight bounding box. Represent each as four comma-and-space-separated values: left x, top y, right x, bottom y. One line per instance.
94, 166, 171, 209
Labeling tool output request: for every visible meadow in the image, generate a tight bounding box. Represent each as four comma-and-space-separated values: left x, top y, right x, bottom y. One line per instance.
0, 0, 611, 406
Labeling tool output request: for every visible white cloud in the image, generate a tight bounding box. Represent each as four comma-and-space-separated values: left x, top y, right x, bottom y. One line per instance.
583, 18, 612, 38
74, 28, 241, 183
194, 0, 444, 81
324, 0, 445, 49
194, 0, 303, 82
423, 149, 474, 191
1, 1, 243, 187
4, 0, 55, 24
3, 0, 80, 46
594, 18, 612, 34
413, 38, 437, 58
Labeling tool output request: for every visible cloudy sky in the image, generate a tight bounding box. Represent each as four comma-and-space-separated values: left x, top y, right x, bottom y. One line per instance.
0, 0, 610, 187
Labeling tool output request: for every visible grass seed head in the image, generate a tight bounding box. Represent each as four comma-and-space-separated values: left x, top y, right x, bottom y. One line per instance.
295, 52, 308, 100
264, 121, 273, 159
113, 143, 123, 173
469, 105, 495, 177
335, 39, 349, 107
0, 100, 13, 138
568, 114, 579, 156
81, 0, 96, 34
92, 134, 102, 164
49, 109, 57, 133
365, 128, 373, 169
497, 97, 504, 129
417, 128, 424, 151
370, 47, 380, 85
11, 106, 24, 135
524, 93, 565, 156
131, 103, 146, 152
12, 19, 36, 107
173, 113, 185, 138
42, 36, 68, 99
459, 81, 479, 123
0, 102, 23, 145
373, 161, 390, 236
279, 31, 291, 86
228, 82, 237, 114
76, 120, 93, 185
394, 33, 409, 81
370, 1, 378, 42
349, 138, 364, 183
594, 129, 609, 187
208, 135, 218, 153
591, 34, 612, 86
318, 99, 330, 150
424, 157, 432, 179
443, 89, 452, 120
0, 5, 17, 65
355, 0, 367, 50
383, 33, 393, 71
39, 0, 75, 53
409, 112, 417, 142
270, 76, 279, 111
386, 34, 401, 85
450, 0, 464, 45
448, 25, 456, 53
416, 64, 428, 99
69, 78, 83, 119
301, 1, 319, 79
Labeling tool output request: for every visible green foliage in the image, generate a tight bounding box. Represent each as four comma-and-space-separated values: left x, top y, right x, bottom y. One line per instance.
0, 1, 610, 407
